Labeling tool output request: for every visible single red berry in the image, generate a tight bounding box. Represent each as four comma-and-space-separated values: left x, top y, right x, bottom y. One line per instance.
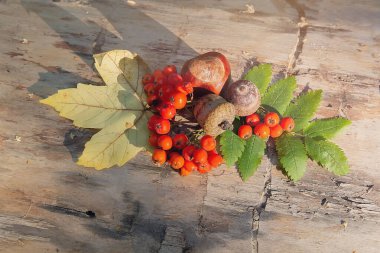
180, 167, 192, 176
152, 149, 166, 165
157, 135, 173, 150
144, 83, 155, 94
169, 92, 187, 109
182, 145, 196, 161
169, 151, 180, 159
153, 69, 164, 82
159, 102, 176, 120
197, 162, 211, 174
193, 148, 208, 164
254, 123, 270, 139
167, 73, 183, 87
142, 73, 154, 85
156, 76, 168, 86
208, 149, 218, 156
148, 115, 161, 131
280, 117, 295, 132
148, 132, 159, 147
183, 160, 198, 172
200, 135, 216, 151
238, 125, 253, 139
264, 112, 280, 127
208, 154, 223, 168
270, 124, 283, 138
246, 113, 261, 127
172, 134, 189, 150
163, 65, 177, 76
154, 118, 170, 135
170, 154, 185, 170
147, 94, 158, 106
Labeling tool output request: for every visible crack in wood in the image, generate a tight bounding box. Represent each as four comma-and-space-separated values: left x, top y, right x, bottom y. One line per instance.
285, 0, 308, 77
92, 27, 106, 54
197, 174, 209, 236
251, 164, 272, 253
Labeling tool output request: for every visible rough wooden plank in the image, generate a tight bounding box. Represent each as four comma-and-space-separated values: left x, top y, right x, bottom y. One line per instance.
0, 0, 379, 252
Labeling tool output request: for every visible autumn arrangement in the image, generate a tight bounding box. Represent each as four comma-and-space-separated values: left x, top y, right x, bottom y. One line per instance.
41, 50, 350, 181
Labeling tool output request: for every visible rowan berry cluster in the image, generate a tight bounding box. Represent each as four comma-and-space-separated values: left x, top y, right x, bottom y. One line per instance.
238, 112, 295, 139
143, 65, 224, 176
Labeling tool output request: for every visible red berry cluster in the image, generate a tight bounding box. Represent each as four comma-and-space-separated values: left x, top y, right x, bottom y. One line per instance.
151, 134, 224, 176
238, 112, 295, 139
143, 66, 223, 176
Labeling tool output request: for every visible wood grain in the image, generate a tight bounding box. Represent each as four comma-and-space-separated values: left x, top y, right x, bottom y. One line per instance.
0, 0, 379, 252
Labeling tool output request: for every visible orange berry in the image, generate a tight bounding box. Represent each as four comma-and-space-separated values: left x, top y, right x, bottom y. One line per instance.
180, 167, 192, 176
208, 154, 223, 168
157, 135, 173, 150
154, 118, 170, 135
159, 102, 176, 120
170, 155, 185, 170
208, 149, 219, 156
193, 148, 208, 164
270, 124, 283, 138
168, 92, 187, 109
182, 145, 196, 161
152, 149, 166, 165
254, 123, 270, 139
280, 117, 295, 132
246, 113, 261, 127
238, 125, 253, 139
197, 162, 211, 174
148, 132, 159, 147
163, 65, 177, 76
200, 135, 216, 151
172, 134, 189, 150
264, 112, 280, 127
183, 160, 198, 172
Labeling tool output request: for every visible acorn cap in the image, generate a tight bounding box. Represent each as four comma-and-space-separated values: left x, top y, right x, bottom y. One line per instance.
194, 94, 236, 136
222, 80, 261, 116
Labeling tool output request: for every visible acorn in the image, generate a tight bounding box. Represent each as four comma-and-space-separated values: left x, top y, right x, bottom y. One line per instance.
193, 94, 236, 136
181, 52, 231, 95
222, 80, 261, 116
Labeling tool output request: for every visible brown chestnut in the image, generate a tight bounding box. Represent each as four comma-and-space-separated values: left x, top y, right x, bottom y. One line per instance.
181, 52, 231, 95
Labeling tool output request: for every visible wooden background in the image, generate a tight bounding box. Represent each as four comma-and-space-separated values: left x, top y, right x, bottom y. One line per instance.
0, 0, 379, 252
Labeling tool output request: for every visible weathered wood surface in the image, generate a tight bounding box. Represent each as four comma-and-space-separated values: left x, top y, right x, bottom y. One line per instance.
0, 0, 379, 252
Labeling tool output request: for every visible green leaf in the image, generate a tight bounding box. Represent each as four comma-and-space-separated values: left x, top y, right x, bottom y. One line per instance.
304, 117, 351, 139
237, 135, 266, 181
305, 137, 349, 176
219, 130, 246, 167
243, 64, 272, 95
41, 50, 151, 170
40, 84, 143, 129
275, 134, 307, 181
261, 76, 297, 115
284, 90, 322, 132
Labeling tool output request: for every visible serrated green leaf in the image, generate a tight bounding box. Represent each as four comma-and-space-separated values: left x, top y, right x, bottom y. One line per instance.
243, 64, 272, 95
284, 90, 322, 131
41, 50, 151, 170
304, 117, 351, 139
261, 76, 297, 114
40, 84, 143, 129
220, 130, 246, 167
94, 49, 150, 100
77, 112, 151, 170
275, 134, 307, 181
305, 137, 349, 176
237, 135, 266, 181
